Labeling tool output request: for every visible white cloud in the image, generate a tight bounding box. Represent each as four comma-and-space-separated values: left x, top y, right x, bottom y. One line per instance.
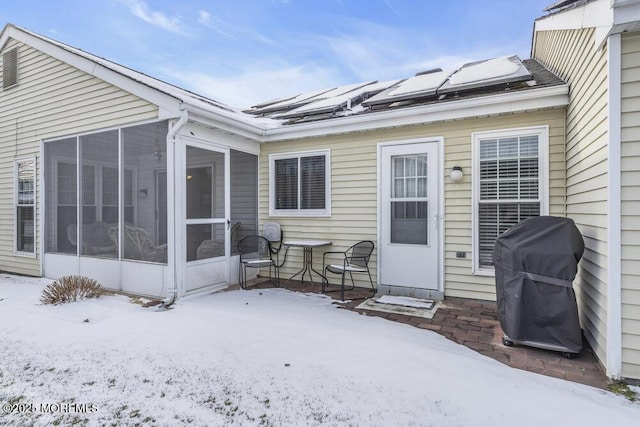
118, 0, 186, 35
312, 19, 522, 84
196, 8, 276, 45
196, 9, 236, 38
197, 10, 210, 25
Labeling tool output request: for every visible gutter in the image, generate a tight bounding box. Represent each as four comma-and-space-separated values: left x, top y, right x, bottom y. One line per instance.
182, 84, 569, 144
261, 84, 570, 142
159, 109, 188, 310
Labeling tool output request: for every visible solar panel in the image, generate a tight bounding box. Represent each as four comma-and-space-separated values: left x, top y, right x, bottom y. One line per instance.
247, 87, 338, 115
438, 55, 532, 94
361, 70, 450, 107
250, 94, 300, 110
301, 81, 377, 102
543, 0, 581, 12
245, 54, 542, 122
274, 80, 400, 118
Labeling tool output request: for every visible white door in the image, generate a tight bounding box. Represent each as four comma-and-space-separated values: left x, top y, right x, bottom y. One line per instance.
380, 142, 440, 290
183, 142, 229, 292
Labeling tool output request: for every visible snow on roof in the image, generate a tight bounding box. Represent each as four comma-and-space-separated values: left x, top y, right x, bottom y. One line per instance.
247, 87, 337, 113
274, 79, 401, 117
387, 70, 450, 96
3, 24, 564, 133
448, 55, 521, 86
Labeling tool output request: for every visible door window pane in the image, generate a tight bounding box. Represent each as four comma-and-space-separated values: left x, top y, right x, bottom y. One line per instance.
391, 201, 428, 245
188, 223, 225, 261
186, 146, 225, 262
390, 153, 429, 245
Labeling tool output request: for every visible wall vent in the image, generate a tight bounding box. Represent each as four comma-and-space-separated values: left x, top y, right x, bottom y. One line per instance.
2, 47, 18, 89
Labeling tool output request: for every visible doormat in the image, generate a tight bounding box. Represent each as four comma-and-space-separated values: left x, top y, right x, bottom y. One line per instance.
355, 295, 438, 319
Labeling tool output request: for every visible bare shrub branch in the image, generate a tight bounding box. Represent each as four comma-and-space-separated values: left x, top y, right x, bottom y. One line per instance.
41, 275, 109, 305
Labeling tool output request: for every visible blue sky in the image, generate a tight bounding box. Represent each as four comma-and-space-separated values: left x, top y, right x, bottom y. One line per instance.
2, 0, 553, 107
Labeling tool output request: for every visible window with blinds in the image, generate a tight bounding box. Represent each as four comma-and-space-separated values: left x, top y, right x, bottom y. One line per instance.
270, 150, 330, 216
474, 128, 547, 271
16, 158, 35, 254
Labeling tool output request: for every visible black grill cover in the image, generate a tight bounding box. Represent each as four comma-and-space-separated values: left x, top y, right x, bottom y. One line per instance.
493, 216, 584, 353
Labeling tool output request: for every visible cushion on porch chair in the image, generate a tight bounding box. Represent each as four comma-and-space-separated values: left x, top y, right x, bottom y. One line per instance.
108, 225, 167, 263
322, 240, 376, 301
67, 221, 117, 255
196, 239, 220, 259
196, 221, 242, 260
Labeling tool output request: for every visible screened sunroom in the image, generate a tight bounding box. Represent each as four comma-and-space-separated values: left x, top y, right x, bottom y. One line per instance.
42, 119, 258, 298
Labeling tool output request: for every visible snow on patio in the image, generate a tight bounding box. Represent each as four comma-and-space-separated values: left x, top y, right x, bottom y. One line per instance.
1, 274, 638, 426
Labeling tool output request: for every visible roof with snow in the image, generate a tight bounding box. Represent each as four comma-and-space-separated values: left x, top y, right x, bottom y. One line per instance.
244, 55, 565, 126
1, 23, 567, 134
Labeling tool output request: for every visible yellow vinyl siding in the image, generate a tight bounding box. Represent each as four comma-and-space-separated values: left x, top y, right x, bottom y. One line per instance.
259, 109, 566, 300
620, 32, 640, 379
533, 28, 610, 367
0, 39, 159, 276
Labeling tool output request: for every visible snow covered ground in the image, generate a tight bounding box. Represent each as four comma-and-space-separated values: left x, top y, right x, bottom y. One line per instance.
1, 274, 639, 426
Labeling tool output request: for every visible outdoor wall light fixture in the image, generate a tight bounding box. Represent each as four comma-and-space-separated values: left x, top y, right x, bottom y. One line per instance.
139, 189, 148, 198
450, 166, 463, 183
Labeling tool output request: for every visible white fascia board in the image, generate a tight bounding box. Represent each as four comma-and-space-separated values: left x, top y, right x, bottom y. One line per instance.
535, 0, 614, 46
3, 25, 183, 117
613, 0, 640, 25
261, 85, 569, 142
184, 104, 268, 142
535, 0, 613, 31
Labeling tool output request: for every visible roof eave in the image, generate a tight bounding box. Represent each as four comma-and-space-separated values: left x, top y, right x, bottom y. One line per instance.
260, 84, 570, 142
183, 103, 275, 141
1, 24, 183, 119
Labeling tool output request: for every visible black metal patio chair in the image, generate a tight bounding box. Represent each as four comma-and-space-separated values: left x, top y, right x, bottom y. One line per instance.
237, 235, 277, 289
322, 240, 376, 301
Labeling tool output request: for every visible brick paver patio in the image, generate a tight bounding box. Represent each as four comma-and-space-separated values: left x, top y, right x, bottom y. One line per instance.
235, 278, 609, 390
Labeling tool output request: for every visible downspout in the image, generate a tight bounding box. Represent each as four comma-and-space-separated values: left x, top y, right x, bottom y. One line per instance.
160, 109, 188, 309
606, 33, 623, 380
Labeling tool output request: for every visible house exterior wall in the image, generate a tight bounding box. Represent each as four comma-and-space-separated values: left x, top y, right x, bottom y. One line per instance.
259, 109, 566, 301
533, 28, 610, 367
620, 31, 640, 379
0, 38, 159, 276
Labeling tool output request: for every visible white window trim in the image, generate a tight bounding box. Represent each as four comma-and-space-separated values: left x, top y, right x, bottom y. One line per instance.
14, 156, 36, 257
269, 149, 331, 217
471, 126, 550, 276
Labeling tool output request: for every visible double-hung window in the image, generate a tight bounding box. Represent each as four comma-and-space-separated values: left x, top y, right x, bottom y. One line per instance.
473, 126, 548, 273
269, 150, 331, 216
15, 157, 36, 255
